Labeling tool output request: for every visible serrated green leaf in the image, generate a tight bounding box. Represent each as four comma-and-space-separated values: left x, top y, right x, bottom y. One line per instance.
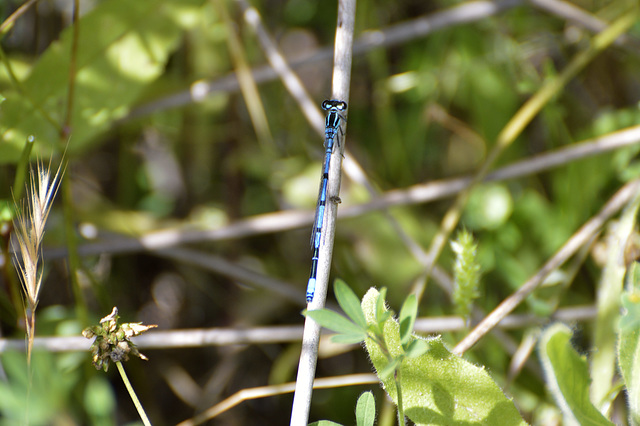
539, 323, 614, 426
619, 292, 640, 424
335, 279, 367, 329
399, 294, 417, 348
304, 309, 366, 336
0, 0, 205, 163
355, 391, 376, 426
361, 288, 526, 425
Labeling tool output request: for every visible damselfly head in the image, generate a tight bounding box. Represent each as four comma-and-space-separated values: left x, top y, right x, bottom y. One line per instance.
322, 99, 347, 112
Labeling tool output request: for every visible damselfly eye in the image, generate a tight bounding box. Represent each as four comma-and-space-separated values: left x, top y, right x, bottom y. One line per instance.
321, 100, 331, 110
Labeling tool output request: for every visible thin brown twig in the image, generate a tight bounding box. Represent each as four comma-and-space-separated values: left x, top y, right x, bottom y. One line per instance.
0, 0, 39, 35
124, 0, 640, 121
413, 10, 639, 302
216, 0, 274, 147
0, 303, 598, 353
125, 0, 524, 121
33, 124, 640, 259
178, 373, 378, 426
236, 0, 323, 135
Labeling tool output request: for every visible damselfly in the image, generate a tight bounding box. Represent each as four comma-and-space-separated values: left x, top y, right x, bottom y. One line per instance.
306, 99, 347, 303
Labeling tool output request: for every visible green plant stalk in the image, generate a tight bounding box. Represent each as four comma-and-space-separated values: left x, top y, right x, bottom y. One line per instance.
0, 0, 38, 35
215, 0, 273, 149
395, 368, 404, 426
591, 190, 640, 409
62, 176, 88, 324
452, 230, 481, 320
61, 0, 80, 141
362, 288, 526, 424
12, 136, 35, 201
415, 8, 640, 302
116, 361, 152, 426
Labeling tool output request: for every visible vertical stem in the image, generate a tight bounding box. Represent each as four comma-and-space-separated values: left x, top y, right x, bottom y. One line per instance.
61, 0, 80, 140
395, 368, 405, 426
59, 0, 88, 323
590, 191, 640, 408
290, 0, 356, 424
116, 361, 152, 426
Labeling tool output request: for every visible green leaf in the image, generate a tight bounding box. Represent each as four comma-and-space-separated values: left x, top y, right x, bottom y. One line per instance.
0, 0, 205, 163
309, 421, 342, 426
539, 323, 614, 425
404, 339, 430, 359
620, 292, 640, 332
361, 288, 526, 425
375, 287, 391, 326
399, 294, 417, 348
624, 261, 640, 293
377, 358, 400, 382
304, 309, 366, 336
619, 292, 640, 424
591, 190, 640, 407
355, 391, 376, 426
330, 332, 369, 345
334, 279, 368, 329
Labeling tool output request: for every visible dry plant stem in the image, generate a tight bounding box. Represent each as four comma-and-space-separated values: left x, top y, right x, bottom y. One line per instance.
529, 0, 635, 48
454, 178, 640, 355
291, 0, 355, 424
0, 0, 39, 34
0, 304, 597, 353
49, 124, 640, 261
124, 0, 635, 121
3, 138, 36, 316
414, 10, 639, 302
216, 0, 273, 147
116, 361, 152, 426
156, 247, 305, 303
13, 161, 64, 364
126, 0, 528, 120
178, 373, 377, 426
236, 0, 323, 135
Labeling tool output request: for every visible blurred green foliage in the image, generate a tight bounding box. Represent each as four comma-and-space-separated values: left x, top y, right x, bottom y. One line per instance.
0, 0, 639, 423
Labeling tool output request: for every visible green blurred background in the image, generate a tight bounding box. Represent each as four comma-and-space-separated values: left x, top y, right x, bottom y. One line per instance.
0, 0, 639, 424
